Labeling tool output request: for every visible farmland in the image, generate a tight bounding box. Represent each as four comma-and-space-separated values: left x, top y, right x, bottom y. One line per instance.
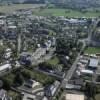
33, 8, 100, 17
0, 4, 45, 13
0, 4, 100, 17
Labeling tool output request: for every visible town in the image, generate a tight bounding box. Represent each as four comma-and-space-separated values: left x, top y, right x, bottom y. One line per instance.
0, 2, 99, 100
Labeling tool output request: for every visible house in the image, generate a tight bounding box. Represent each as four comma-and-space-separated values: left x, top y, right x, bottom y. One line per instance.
45, 81, 60, 97
24, 79, 40, 88
0, 89, 11, 100
0, 64, 12, 73
0, 20, 5, 25
79, 59, 88, 65
80, 69, 93, 75
20, 52, 32, 66
42, 97, 48, 100
22, 92, 36, 100
65, 84, 81, 90
69, 79, 84, 86
4, 48, 12, 59
19, 79, 44, 95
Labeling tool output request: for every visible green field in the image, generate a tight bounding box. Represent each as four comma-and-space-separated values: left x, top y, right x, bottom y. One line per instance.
0, 4, 44, 13
33, 8, 100, 17
46, 56, 60, 65
85, 47, 100, 54
0, 4, 100, 17
22, 68, 55, 85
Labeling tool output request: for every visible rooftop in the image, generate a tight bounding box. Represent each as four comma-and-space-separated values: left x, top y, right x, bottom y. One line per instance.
89, 58, 99, 68
0, 89, 7, 98
65, 93, 84, 100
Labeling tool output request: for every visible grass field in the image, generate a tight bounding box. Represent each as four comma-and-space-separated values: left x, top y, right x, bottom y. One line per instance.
22, 68, 55, 85
0, 4, 44, 13
85, 47, 100, 54
33, 8, 100, 17
0, 4, 100, 17
46, 56, 60, 65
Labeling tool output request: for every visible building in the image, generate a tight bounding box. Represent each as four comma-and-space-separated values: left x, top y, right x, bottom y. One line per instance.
22, 92, 36, 100
0, 89, 11, 100
20, 52, 32, 66
19, 79, 44, 94
80, 69, 94, 75
65, 93, 84, 100
65, 84, 81, 90
45, 81, 60, 97
0, 64, 12, 73
88, 58, 99, 69
4, 48, 12, 59
24, 79, 40, 88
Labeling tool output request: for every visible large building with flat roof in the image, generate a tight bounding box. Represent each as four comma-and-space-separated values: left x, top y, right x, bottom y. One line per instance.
65, 93, 84, 100
88, 58, 99, 69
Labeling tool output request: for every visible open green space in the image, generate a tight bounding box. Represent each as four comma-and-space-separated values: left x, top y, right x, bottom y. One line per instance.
22, 68, 55, 85
46, 56, 60, 65
0, 4, 100, 17
2, 73, 15, 86
85, 47, 100, 54
33, 8, 100, 17
0, 4, 44, 13
1, 68, 55, 89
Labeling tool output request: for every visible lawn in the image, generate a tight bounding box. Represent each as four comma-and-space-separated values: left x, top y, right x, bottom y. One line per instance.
85, 47, 100, 54
2, 73, 15, 85
46, 56, 60, 65
33, 8, 100, 17
21, 68, 55, 85
1, 68, 55, 88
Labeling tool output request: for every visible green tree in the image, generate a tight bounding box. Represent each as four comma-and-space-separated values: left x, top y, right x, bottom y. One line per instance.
21, 71, 31, 79
14, 73, 24, 85
2, 78, 13, 90
85, 82, 97, 100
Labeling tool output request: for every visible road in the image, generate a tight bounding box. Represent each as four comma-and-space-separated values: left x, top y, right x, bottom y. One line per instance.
62, 54, 80, 85
60, 19, 100, 89
52, 40, 86, 99
61, 39, 86, 88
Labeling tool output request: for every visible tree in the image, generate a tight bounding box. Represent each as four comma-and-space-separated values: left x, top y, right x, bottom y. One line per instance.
14, 73, 24, 86
85, 82, 97, 100
21, 71, 31, 79
56, 37, 77, 55
2, 78, 13, 90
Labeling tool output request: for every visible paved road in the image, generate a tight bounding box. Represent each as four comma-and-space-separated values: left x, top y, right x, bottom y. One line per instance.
61, 39, 86, 88
62, 54, 80, 82
52, 40, 86, 99
61, 19, 100, 88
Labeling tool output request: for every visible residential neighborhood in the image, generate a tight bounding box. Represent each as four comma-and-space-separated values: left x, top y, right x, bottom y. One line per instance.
0, 1, 99, 100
